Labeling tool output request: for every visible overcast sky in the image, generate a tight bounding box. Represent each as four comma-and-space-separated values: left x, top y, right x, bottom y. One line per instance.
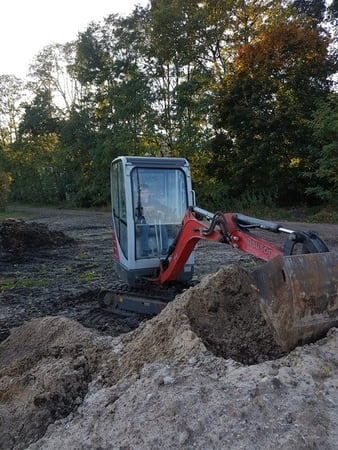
1, 0, 149, 79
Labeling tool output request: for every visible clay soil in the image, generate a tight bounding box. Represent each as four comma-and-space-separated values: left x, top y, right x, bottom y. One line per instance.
0, 207, 338, 450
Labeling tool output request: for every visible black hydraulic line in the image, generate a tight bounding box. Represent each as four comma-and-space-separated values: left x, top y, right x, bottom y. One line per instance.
202, 212, 229, 242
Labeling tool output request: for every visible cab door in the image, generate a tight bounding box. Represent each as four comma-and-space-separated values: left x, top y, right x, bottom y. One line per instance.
131, 166, 189, 259
110, 158, 128, 260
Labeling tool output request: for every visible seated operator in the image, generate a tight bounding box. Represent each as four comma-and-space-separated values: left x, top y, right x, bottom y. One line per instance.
136, 184, 169, 257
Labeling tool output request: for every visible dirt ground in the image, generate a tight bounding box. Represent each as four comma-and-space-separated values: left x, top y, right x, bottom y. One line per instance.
0, 207, 338, 449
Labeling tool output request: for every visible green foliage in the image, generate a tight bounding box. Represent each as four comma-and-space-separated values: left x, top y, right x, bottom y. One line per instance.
19, 90, 59, 137
7, 134, 61, 204
306, 94, 338, 203
0, 169, 12, 210
1, 0, 336, 211
213, 19, 335, 206
0, 275, 48, 291
0, 75, 23, 146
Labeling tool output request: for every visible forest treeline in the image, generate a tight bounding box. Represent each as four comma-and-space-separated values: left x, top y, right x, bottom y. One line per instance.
0, 0, 337, 211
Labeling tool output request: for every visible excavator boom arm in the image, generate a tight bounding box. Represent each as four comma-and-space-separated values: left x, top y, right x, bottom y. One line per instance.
155, 208, 283, 284
152, 207, 338, 351
155, 207, 329, 285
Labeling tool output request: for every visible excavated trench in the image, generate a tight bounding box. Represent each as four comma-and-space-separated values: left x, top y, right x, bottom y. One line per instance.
185, 265, 285, 364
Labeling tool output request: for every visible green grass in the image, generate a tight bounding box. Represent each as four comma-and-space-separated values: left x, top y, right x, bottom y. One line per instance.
0, 202, 111, 221
0, 209, 31, 220
79, 271, 98, 283
305, 207, 338, 223
0, 275, 49, 290
239, 205, 338, 224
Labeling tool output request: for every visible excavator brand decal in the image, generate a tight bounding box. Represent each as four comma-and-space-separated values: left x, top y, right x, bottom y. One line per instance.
247, 238, 273, 258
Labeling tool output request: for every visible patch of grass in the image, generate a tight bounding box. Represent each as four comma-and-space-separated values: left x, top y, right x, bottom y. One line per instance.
0, 275, 49, 290
77, 251, 90, 259
84, 261, 98, 269
79, 271, 98, 283
306, 207, 338, 223
66, 259, 98, 274
320, 364, 331, 378
240, 205, 338, 224
0, 209, 30, 220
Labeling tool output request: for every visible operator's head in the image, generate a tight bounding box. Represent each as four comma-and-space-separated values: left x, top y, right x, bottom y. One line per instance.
140, 184, 150, 202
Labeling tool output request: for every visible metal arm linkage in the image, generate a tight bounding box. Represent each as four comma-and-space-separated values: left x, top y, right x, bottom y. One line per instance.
155, 208, 329, 284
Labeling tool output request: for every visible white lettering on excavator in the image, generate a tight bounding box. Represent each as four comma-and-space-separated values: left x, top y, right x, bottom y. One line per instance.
248, 238, 273, 258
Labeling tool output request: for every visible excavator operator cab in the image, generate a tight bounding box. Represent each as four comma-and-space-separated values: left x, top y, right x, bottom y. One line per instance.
110, 156, 195, 286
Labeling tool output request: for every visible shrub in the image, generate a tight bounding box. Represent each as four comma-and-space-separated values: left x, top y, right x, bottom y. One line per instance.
0, 170, 12, 210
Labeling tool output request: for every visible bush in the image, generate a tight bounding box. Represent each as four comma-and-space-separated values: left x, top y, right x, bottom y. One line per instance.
0, 169, 12, 210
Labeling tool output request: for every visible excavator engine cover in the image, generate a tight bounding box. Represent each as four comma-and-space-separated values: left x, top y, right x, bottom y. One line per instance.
252, 252, 338, 351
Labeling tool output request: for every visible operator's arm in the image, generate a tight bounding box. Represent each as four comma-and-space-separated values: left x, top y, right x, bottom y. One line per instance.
143, 205, 161, 220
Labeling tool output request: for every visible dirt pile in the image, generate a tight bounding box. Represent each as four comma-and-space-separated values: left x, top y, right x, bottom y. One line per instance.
115, 266, 284, 377
0, 317, 112, 449
1, 266, 337, 449
185, 265, 285, 364
0, 215, 133, 344
1, 208, 338, 449
0, 219, 74, 258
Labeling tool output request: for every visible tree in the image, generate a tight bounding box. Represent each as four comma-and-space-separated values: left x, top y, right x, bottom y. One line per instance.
0, 75, 24, 147
57, 106, 100, 206
292, 0, 326, 25
2, 0, 336, 209
28, 43, 82, 115
214, 19, 335, 205
19, 90, 59, 137
0, 168, 12, 210
307, 93, 338, 202
12, 81, 65, 203
7, 132, 60, 204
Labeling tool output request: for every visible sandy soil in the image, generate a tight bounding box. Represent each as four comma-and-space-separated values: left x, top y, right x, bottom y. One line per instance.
0, 207, 338, 449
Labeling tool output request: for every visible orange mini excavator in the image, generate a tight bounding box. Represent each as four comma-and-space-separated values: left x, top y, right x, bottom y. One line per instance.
105, 156, 338, 351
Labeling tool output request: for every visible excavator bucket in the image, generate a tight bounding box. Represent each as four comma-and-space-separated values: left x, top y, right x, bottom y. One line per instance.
252, 252, 338, 352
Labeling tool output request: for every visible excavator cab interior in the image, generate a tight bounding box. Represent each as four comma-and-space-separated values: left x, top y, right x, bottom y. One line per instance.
110, 156, 195, 286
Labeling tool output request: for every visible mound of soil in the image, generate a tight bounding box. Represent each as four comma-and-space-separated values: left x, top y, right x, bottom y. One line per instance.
0, 266, 284, 448
0, 317, 109, 449
0, 208, 338, 449
114, 266, 284, 379
0, 219, 74, 258
185, 266, 285, 364
1, 281, 338, 449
